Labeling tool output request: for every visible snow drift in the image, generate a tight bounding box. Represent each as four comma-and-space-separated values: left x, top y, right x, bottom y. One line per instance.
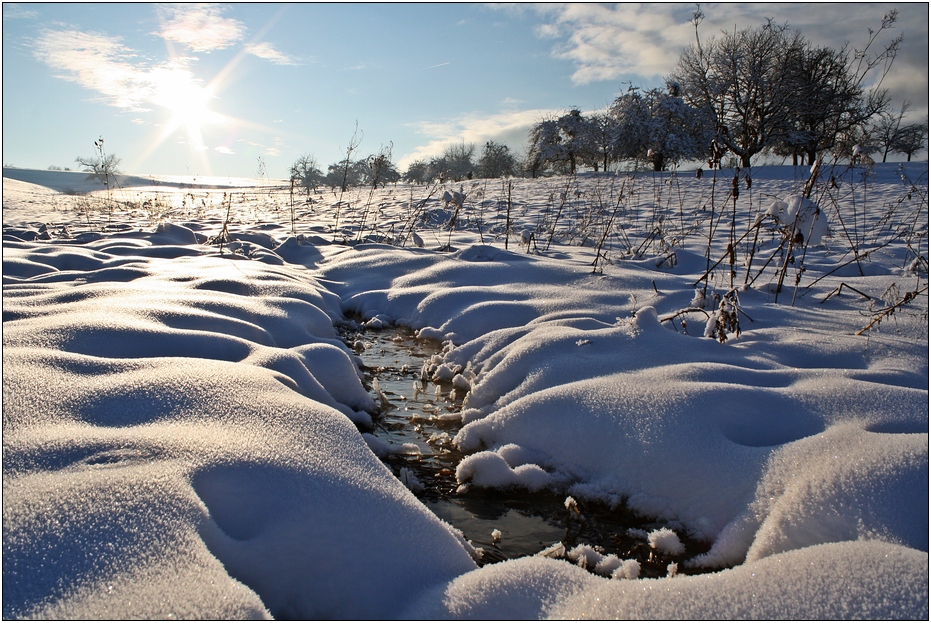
3, 164, 928, 619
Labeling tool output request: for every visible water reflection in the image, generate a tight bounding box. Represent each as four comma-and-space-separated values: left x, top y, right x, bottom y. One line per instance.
341, 323, 712, 575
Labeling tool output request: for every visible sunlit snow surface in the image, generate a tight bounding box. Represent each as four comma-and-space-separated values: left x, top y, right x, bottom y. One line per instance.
3, 165, 928, 619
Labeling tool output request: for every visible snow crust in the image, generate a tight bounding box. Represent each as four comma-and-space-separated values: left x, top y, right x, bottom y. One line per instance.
3, 164, 927, 619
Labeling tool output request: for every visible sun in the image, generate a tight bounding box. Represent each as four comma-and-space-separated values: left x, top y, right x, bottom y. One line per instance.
150, 66, 226, 148
136, 51, 277, 174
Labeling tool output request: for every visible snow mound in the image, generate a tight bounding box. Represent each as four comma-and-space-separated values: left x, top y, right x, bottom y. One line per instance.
403, 541, 928, 620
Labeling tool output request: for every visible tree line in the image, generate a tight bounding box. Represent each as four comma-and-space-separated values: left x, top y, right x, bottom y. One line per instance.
291, 9, 926, 192
527, 9, 926, 175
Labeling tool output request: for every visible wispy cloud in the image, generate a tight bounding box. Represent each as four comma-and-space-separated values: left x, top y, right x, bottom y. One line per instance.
32, 29, 224, 134
33, 29, 157, 111
424, 61, 450, 70
245, 42, 297, 65
3, 4, 38, 20
215, 145, 235, 155
155, 4, 245, 52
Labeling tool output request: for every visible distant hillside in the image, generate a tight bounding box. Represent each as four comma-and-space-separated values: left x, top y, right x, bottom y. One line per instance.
2, 167, 156, 193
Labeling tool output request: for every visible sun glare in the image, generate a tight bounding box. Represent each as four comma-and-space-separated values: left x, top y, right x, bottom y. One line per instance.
151, 68, 224, 142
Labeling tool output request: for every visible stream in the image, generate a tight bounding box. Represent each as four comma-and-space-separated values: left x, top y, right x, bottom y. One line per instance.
340, 323, 712, 576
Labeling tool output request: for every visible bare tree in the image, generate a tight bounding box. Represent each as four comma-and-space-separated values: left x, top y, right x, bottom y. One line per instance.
674, 9, 902, 168
670, 17, 804, 168
779, 12, 901, 165
403, 159, 429, 184
363, 142, 400, 188
892, 121, 929, 161
290, 154, 324, 196
476, 141, 517, 178
76, 136, 121, 190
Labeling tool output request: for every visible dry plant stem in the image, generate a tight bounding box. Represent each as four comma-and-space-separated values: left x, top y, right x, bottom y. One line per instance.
820, 282, 874, 304
791, 212, 821, 306
775, 162, 822, 302
544, 176, 573, 252
505, 180, 512, 250
747, 235, 788, 287
703, 168, 718, 300
822, 170, 866, 277
694, 222, 760, 288
660, 307, 712, 323
399, 184, 439, 247
591, 180, 626, 273
334, 123, 362, 236
773, 232, 797, 303
855, 283, 929, 335
289, 177, 296, 235
743, 215, 764, 285
219, 192, 232, 255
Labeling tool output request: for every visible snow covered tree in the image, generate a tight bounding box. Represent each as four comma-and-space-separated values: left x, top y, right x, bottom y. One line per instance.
527, 118, 564, 177
556, 109, 594, 173
527, 109, 597, 175
608, 84, 714, 171
476, 141, 517, 178
585, 113, 619, 172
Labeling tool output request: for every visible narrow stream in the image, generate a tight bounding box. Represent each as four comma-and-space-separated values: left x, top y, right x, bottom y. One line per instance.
340, 323, 712, 576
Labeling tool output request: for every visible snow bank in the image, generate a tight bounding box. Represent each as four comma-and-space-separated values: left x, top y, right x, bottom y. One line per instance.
3, 232, 477, 619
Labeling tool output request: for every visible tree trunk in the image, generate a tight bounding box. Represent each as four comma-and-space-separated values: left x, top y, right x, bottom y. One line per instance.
741, 153, 752, 168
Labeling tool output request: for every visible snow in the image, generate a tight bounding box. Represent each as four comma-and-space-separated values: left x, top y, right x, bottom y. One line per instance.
3, 163, 928, 619
648, 527, 686, 556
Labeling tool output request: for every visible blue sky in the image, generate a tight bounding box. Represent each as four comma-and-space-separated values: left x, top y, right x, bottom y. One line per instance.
3, 3, 928, 178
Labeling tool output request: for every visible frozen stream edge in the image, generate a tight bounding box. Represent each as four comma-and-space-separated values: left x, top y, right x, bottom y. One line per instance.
340, 321, 713, 577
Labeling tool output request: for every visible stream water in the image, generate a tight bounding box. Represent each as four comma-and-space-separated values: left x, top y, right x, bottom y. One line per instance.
340, 323, 712, 576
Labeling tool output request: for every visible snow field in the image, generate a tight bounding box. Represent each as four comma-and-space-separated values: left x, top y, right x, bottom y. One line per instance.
2, 164, 928, 618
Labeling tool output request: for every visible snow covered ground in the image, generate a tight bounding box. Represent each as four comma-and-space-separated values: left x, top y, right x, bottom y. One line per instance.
3, 163, 928, 619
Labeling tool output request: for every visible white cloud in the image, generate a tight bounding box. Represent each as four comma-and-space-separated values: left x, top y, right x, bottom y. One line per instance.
245, 42, 297, 66
521, 0, 928, 115
33, 30, 154, 111
526, 3, 694, 84
215, 146, 235, 155
398, 108, 564, 170
32, 29, 218, 122
155, 4, 245, 52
